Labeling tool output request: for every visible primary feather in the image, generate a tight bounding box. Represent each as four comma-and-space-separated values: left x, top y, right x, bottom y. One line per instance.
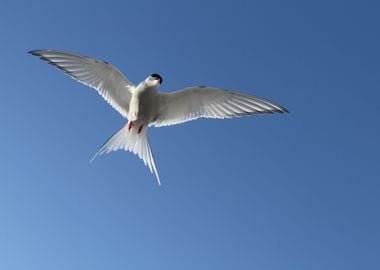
153, 86, 288, 127
29, 50, 134, 118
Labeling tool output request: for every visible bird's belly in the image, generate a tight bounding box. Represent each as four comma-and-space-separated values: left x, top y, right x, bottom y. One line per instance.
129, 91, 157, 123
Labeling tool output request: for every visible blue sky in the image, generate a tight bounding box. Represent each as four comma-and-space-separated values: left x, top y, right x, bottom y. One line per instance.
1, 0, 379, 269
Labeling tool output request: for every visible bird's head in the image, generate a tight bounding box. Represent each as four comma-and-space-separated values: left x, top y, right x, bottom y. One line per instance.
145, 73, 163, 87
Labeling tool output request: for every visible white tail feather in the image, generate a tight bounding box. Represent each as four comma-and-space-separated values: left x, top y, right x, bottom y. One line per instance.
90, 123, 161, 185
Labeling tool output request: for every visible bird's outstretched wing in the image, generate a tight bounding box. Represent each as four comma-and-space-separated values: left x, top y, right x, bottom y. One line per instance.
152, 86, 288, 127
29, 49, 134, 118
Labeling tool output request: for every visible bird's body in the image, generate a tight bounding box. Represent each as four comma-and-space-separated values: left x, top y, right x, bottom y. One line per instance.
29, 49, 288, 185
129, 80, 157, 123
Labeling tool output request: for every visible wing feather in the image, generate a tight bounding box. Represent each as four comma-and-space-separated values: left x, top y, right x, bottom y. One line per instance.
153, 87, 288, 127
29, 49, 134, 118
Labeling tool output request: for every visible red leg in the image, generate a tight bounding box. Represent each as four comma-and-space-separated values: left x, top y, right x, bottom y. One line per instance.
128, 122, 133, 132
138, 124, 144, 134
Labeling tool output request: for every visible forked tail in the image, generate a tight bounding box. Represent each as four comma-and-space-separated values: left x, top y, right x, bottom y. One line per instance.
90, 123, 161, 185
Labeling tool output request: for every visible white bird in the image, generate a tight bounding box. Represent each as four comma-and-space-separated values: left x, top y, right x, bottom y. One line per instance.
29, 49, 288, 185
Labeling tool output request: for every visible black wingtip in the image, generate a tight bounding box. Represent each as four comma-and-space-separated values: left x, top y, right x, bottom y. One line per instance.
274, 105, 289, 114
28, 50, 42, 56
28, 49, 54, 56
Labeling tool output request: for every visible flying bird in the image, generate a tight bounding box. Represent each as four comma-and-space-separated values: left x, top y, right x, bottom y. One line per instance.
29, 50, 288, 185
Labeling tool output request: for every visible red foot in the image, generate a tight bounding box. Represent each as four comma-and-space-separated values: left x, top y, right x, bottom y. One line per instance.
138, 124, 144, 134
128, 122, 133, 132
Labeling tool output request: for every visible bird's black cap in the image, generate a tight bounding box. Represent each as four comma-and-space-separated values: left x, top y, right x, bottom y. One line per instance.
151, 73, 163, 85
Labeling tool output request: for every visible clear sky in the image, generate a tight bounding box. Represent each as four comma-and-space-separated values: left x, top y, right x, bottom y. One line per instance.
1, 0, 379, 269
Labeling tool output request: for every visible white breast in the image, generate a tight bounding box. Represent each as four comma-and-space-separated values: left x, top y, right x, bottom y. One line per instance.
128, 83, 158, 123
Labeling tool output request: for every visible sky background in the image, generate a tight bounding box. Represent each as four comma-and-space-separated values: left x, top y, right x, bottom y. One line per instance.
1, 0, 379, 269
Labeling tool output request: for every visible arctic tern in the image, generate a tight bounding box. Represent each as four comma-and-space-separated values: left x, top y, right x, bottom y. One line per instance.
29, 50, 288, 185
